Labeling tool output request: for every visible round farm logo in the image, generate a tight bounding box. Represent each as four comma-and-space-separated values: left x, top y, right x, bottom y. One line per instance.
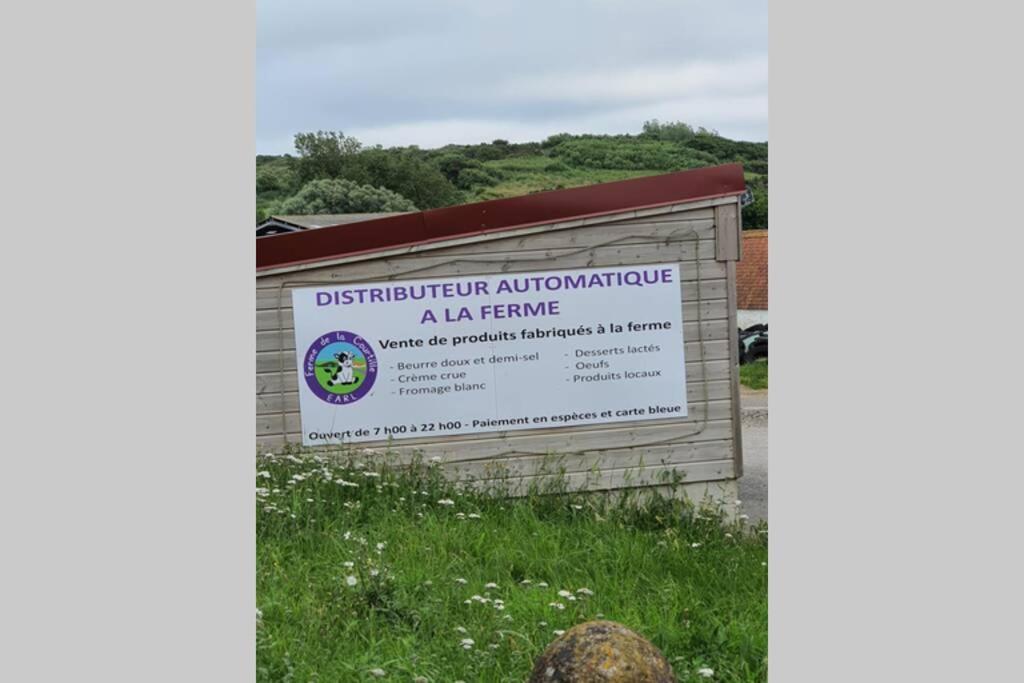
303, 331, 378, 404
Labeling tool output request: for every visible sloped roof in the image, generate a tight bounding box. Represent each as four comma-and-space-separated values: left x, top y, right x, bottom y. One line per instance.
263, 213, 411, 230
736, 229, 768, 310
257, 163, 746, 272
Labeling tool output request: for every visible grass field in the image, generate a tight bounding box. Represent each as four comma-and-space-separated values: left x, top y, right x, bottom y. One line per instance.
739, 360, 768, 391
257, 450, 767, 682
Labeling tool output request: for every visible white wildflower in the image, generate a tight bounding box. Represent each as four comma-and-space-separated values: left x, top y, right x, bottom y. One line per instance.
468, 513, 481, 519
691, 542, 702, 548
455, 512, 466, 520
548, 602, 565, 610
734, 500, 742, 506
342, 561, 354, 569
489, 643, 499, 650
345, 575, 358, 587
537, 582, 549, 588
484, 582, 498, 590
363, 471, 380, 478
455, 578, 468, 585
539, 621, 548, 626
460, 638, 475, 650
257, 471, 271, 479
438, 498, 455, 506
571, 504, 583, 510
370, 569, 380, 577
739, 514, 750, 521
697, 667, 714, 678
576, 588, 594, 596
557, 590, 572, 598
368, 668, 386, 678
553, 629, 565, 636
455, 626, 468, 634
429, 456, 442, 464
376, 542, 387, 551
520, 579, 532, 585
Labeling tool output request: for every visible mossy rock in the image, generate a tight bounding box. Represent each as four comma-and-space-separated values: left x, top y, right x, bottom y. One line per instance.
528, 620, 676, 682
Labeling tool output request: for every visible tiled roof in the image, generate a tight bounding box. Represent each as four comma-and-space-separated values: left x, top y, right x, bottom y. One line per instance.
736, 229, 767, 310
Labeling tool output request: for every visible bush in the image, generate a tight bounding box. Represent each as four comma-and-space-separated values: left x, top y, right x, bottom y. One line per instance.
641, 119, 696, 142
433, 154, 482, 184
256, 162, 300, 195
455, 167, 502, 190
345, 149, 461, 209
541, 132, 573, 148
550, 137, 717, 170
278, 178, 418, 214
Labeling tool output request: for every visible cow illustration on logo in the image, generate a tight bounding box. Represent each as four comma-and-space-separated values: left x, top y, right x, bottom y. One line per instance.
302, 331, 378, 404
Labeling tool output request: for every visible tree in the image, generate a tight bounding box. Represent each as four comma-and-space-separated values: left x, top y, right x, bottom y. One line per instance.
293, 131, 363, 182
256, 162, 299, 195
290, 131, 460, 209
742, 176, 769, 229
641, 119, 696, 142
277, 178, 417, 214
342, 148, 461, 209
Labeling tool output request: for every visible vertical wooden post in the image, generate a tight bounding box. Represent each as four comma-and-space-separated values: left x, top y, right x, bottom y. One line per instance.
717, 200, 744, 478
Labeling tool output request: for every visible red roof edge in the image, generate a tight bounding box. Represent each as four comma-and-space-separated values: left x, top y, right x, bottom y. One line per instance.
257, 163, 746, 272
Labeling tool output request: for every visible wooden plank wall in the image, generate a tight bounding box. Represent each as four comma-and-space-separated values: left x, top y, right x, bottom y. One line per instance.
256, 199, 742, 493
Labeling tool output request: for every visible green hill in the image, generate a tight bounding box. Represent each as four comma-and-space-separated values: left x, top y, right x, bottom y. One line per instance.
257, 121, 768, 228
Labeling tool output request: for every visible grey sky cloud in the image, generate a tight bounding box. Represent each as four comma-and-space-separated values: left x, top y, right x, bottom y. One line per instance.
257, 0, 767, 154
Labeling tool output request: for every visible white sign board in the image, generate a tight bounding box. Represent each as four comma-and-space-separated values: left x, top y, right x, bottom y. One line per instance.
292, 263, 687, 445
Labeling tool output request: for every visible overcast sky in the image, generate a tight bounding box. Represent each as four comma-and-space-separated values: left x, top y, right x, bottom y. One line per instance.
257, 1, 767, 154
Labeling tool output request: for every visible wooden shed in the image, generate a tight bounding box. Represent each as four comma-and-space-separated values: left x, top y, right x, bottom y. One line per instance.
256, 164, 748, 504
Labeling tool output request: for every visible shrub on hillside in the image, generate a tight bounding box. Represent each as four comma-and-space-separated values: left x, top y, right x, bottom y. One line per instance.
278, 178, 417, 214
455, 167, 503, 190
550, 138, 717, 170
